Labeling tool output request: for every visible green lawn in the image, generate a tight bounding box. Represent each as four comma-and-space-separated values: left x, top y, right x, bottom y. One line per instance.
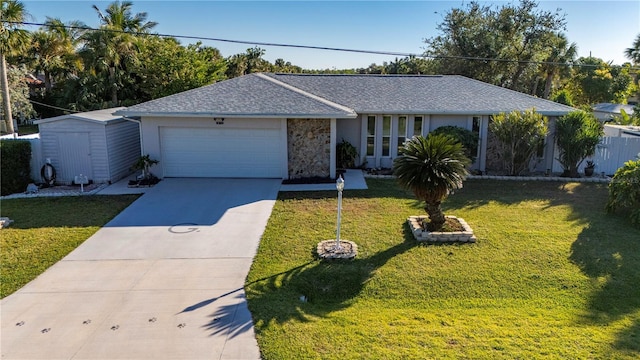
0, 195, 139, 298
1, 124, 38, 136
246, 179, 640, 359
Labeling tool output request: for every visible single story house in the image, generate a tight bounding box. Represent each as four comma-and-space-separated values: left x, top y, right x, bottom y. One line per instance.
115, 73, 575, 179
604, 124, 640, 138
35, 108, 141, 184
592, 103, 635, 122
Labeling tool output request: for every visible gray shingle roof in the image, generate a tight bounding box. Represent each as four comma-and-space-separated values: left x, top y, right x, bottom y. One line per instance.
592, 103, 635, 115
116, 74, 356, 118
117, 73, 576, 118
265, 73, 576, 116
36, 107, 126, 125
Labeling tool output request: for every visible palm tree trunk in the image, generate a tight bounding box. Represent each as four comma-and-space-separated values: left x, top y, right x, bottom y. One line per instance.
44, 70, 52, 93
424, 201, 446, 231
0, 53, 15, 134
543, 73, 554, 99
109, 66, 118, 105
531, 77, 540, 96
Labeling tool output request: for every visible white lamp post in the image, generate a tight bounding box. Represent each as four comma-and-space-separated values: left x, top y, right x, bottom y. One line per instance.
334, 175, 344, 251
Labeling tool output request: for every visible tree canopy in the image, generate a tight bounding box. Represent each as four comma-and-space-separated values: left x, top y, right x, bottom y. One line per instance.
2, 0, 638, 121
425, 0, 567, 94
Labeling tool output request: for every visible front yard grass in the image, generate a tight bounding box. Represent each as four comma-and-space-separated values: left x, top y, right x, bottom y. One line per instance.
246, 179, 640, 359
0, 195, 139, 298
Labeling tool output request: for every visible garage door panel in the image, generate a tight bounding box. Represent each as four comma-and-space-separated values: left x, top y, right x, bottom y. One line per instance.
160, 126, 282, 178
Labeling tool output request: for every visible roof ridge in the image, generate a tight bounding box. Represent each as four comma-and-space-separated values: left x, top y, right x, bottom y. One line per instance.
272, 72, 444, 78
255, 73, 356, 115
455, 75, 576, 111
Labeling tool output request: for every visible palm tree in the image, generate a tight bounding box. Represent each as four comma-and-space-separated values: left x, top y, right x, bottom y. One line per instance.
625, 33, 640, 64
393, 134, 470, 231
82, 1, 156, 105
0, 0, 30, 134
555, 110, 603, 178
31, 18, 85, 93
540, 33, 577, 99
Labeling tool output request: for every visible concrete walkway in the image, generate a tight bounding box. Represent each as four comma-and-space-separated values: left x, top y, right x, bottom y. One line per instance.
1, 178, 280, 359
279, 169, 368, 191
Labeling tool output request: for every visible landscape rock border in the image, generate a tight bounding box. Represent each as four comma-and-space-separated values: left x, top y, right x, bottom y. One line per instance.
316, 239, 358, 260
408, 215, 476, 243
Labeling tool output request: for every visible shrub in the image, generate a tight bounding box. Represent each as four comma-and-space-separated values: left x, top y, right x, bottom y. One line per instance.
0, 140, 32, 196
336, 139, 359, 169
430, 126, 479, 163
606, 159, 640, 227
555, 110, 603, 178
489, 108, 548, 176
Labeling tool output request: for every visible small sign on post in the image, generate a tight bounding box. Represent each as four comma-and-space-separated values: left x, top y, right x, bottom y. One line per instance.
75, 174, 89, 192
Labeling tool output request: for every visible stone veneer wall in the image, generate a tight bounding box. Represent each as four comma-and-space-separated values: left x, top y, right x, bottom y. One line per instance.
287, 118, 331, 179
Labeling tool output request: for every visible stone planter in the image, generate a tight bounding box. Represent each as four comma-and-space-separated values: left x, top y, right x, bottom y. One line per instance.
316, 240, 358, 259
407, 216, 476, 243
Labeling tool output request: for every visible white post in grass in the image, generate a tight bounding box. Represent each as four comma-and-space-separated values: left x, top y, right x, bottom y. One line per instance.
335, 175, 344, 251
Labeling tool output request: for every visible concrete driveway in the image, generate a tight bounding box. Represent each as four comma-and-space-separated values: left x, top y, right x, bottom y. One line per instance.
1, 178, 280, 359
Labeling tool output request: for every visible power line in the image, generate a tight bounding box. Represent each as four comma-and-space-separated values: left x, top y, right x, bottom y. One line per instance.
29, 99, 81, 113
8, 20, 639, 71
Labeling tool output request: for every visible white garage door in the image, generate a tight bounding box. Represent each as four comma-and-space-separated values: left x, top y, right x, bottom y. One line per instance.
160, 126, 282, 178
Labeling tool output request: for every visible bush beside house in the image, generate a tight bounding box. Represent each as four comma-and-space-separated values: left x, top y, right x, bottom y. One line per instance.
607, 158, 640, 227
489, 109, 548, 176
429, 126, 479, 164
0, 140, 32, 195
555, 110, 603, 178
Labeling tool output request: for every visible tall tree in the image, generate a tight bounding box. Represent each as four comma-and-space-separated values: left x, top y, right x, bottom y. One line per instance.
625, 33, 640, 64
31, 18, 85, 93
225, 47, 271, 78
539, 33, 577, 99
569, 57, 636, 105
0, 0, 30, 134
81, 0, 156, 105
425, 0, 566, 93
135, 38, 226, 99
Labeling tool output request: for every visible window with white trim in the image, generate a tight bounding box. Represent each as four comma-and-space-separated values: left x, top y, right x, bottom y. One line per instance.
397, 115, 408, 154
413, 116, 423, 137
366, 115, 376, 156
382, 115, 391, 156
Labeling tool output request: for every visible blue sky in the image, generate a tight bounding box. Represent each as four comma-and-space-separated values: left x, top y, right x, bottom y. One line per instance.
21, 0, 640, 69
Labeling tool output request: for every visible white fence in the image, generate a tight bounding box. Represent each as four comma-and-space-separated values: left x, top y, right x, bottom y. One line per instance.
552, 136, 640, 176
594, 137, 640, 175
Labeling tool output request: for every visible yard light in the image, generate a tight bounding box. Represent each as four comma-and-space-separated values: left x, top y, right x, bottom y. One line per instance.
335, 175, 344, 250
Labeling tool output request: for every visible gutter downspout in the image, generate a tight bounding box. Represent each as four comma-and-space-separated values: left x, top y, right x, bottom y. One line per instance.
122, 115, 144, 163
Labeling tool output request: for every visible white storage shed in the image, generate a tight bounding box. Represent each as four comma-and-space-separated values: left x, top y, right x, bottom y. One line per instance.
35, 107, 141, 185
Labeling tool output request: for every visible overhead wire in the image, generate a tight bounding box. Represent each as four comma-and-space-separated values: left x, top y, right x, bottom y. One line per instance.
7, 20, 640, 71
28, 99, 82, 113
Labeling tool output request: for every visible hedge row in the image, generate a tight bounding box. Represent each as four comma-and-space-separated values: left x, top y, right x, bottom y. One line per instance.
1, 140, 32, 196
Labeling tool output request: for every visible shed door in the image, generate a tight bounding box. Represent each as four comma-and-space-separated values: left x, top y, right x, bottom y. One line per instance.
58, 132, 92, 181
160, 126, 282, 178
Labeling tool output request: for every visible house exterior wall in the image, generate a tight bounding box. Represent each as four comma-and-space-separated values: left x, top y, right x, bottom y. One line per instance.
427, 115, 469, 132
287, 118, 331, 179
140, 116, 288, 178
38, 119, 109, 184
105, 120, 141, 182
359, 114, 489, 171
336, 117, 361, 166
